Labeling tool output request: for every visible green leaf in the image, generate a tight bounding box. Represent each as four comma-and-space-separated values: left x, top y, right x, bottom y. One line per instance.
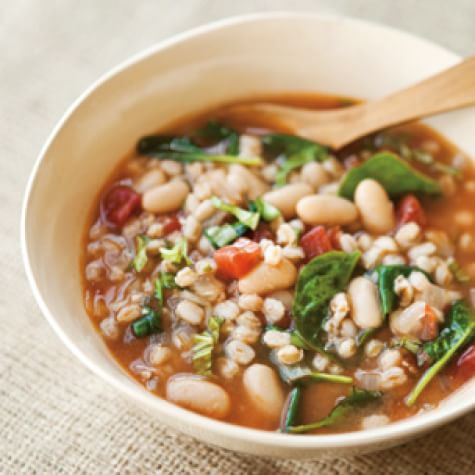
280, 386, 302, 433
131, 306, 161, 338
262, 133, 328, 186
288, 387, 382, 433
252, 197, 281, 222
132, 235, 150, 272
192, 316, 223, 376
204, 222, 249, 249
376, 265, 429, 316
269, 351, 352, 386
137, 134, 262, 166
338, 152, 442, 199
211, 196, 260, 230
293, 251, 361, 349
193, 120, 240, 155
448, 259, 471, 284
159, 238, 191, 265
406, 300, 475, 406
154, 272, 178, 306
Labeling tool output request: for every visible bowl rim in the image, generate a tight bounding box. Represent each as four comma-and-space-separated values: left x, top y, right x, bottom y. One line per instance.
21, 11, 475, 451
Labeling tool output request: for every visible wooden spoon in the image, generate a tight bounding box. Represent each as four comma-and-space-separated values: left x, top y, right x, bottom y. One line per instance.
224, 56, 475, 149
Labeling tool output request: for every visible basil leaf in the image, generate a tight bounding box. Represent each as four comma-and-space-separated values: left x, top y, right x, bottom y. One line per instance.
293, 251, 361, 350
338, 152, 442, 199
406, 300, 475, 406
288, 387, 382, 433
193, 120, 240, 155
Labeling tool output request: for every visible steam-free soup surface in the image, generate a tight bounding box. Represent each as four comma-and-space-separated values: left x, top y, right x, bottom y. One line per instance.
83, 94, 475, 434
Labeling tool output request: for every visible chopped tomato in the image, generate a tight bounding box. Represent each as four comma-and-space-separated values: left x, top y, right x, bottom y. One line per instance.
301, 226, 337, 261
456, 345, 475, 379
214, 238, 262, 280
101, 185, 142, 227
396, 194, 427, 228
160, 214, 181, 235
419, 304, 439, 341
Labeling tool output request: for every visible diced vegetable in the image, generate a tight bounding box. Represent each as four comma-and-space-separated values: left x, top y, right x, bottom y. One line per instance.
287, 388, 381, 433
300, 226, 335, 261
262, 133, 328, 186
131, 306, 161, 338
396, 194, 427, 228
338, 152, 442, 200
101, 185, 142, 227
137, 134, 262, 166
406, 300, 475, 406
214, 238, 262, 279
280, 386, 302, 433
456, 344, 475, 378
293, 251, 361, 351
192, 316, 223, 375
251, 197, 281, 222
160, 238, 191, 265
154, 272, 178, 306
376, 265, 429, 315
211, 196, 260, 230
204, 222, 248, 248
160, 214, 182, 235
132, 235, 150, 272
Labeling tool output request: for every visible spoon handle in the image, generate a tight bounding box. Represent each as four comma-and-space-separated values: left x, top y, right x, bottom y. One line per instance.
304, 56, 475, 148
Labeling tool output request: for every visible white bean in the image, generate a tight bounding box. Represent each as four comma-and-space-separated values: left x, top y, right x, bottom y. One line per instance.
301, 161, 330, 190
134, 168, 166, 193
142, 180, 189, 214
228, 164, 269, 200
166, 376, 231, 419
354, 179, 395, 234
242, 364, 284, 420
238, 258, 297, 295
296, 195, 358, 226
348, 276, 383, 329
263, 183, 313, 219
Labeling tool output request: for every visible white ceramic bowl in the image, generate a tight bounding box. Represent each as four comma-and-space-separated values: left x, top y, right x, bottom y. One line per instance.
22, 13, 475, 458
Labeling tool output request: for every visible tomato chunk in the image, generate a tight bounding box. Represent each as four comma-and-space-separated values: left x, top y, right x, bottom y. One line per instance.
214, 238, 262, 279
301, 226, 338, 261
396, 194, 427, 228
101, 185, 142, 227
160, 214, 181, 235
456, 345, 475, 379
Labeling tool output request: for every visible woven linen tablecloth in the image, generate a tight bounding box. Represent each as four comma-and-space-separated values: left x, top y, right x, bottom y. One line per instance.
2, 1, 475, 473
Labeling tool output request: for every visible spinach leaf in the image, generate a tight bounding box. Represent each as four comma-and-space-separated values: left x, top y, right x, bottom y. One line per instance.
280, 386, 302, 433
288, 387, 382, 433
338, 152, 442, 199
293, 251, 361, 349
211, 196, 260, 230
193, 120, 240, 155
262, 133, 328, 186
137, 134, 262, 166
376, 265, 429, 316
406, 300, 475, 406
192, 316, 223, 376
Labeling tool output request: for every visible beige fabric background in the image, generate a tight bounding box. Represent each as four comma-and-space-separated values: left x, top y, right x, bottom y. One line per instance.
2, 1, 475, 473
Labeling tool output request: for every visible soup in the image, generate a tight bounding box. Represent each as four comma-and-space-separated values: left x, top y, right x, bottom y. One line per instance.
82, 94, 475, 434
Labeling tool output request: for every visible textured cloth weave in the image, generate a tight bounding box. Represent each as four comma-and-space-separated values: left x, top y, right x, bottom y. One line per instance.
1, 1, 475, 473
